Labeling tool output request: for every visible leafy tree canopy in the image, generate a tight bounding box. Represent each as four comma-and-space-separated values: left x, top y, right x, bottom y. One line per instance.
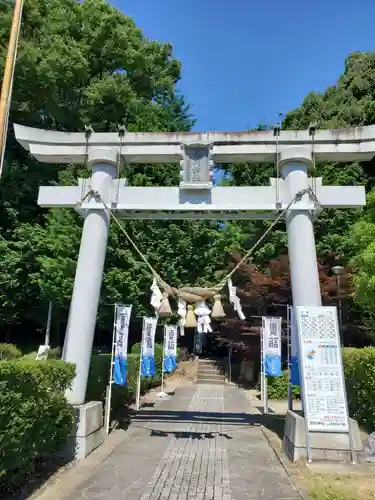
0, 0, 242, 332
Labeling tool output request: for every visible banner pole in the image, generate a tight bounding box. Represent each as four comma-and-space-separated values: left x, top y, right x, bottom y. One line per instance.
136, 318, 144, 411
228, 343, 232, 384
261, 317, 268, 413
264, 367, 269, 414
105, 303, 117, 435
260, 321, 264, 405
157, 324, 168, 398
161, 325, 165, 392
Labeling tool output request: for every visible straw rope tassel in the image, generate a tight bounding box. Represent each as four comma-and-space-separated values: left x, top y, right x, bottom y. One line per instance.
185, 304, 197, 328
158, 291, 172, 317
212, 294, 225, 319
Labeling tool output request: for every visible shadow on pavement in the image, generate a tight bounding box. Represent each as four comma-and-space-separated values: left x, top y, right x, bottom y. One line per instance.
132, 409, 257, 425
149, 429, 234, 440
128, 409, 286, 441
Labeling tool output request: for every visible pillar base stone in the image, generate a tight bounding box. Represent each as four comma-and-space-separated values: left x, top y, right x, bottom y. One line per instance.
283, 410, 363, 463
60, 401, 104, 461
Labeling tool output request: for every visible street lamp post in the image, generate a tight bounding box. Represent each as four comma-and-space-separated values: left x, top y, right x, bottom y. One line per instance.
332, 265, 345, 346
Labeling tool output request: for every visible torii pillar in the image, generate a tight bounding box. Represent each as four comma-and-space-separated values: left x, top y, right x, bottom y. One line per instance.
281, 147, 322, 307
63, 148, 118, 404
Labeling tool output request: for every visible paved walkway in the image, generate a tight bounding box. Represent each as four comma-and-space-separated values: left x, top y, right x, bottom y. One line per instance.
65, 386, 301, 500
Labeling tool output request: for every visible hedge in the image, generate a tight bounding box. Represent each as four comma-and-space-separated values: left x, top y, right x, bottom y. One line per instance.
264, 347, 375, 431
265, 371, 300, 400
342, 347, 375, 430
0, 359, 76, 492
86, 342, 165, 412
0, 343, 22, 360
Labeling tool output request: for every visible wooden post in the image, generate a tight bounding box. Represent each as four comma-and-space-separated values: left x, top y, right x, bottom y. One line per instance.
0, 0, 24, 178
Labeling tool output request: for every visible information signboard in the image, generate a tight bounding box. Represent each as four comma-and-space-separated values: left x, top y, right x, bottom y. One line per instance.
295, 306, 349, 433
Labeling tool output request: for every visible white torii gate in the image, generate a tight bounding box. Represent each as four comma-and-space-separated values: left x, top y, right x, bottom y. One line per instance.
14, 123, 369, 406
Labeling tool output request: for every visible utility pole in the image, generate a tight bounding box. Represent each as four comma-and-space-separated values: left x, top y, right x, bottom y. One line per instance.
0, 0, 24, 179
44, 301, 53, 347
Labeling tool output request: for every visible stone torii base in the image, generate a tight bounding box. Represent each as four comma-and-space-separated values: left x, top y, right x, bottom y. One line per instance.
14, 123, 368, 460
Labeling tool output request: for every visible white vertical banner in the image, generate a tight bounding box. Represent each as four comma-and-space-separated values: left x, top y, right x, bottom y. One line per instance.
263, 317, 282, 377
106, 303, 132, 434
164, 325, 178, 373
141, 317, 158, 377
113, 304, 132, 386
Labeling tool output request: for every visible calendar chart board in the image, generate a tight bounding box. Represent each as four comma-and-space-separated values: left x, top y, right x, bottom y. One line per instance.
295, 306, 349, 433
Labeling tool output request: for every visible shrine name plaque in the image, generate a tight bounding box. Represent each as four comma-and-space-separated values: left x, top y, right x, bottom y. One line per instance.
180, 145, 212, 189
295, 306, 350, 433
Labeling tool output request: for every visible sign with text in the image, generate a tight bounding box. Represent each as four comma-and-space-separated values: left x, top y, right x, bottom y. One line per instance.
194, 330, 204, 354
295, 306, 349, 433
141, 317, 157, 377
180, 145, 212, 189
164, 325, 178, 373
262, 317, 282, 377
36, 345, 50, 361
113, 304, 132, 386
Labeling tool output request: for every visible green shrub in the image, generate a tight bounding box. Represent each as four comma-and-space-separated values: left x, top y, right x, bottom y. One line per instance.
342, 346, 375, 430
265, 370, 301, 400
0, 360, 75, 491
0, 344, 22, 360
87, 344, 164, 413
86, 354, 111, 402
49, 346, 62, 359
131, 341, 163, 360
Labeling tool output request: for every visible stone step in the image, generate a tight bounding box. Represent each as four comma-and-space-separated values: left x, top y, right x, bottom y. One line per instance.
198, 361, 224, 369
197, 373, 225, 382
198, 367, 222, 374
197, 378, 226, 385
198, 358, 222, 364
198, 373, 223, 379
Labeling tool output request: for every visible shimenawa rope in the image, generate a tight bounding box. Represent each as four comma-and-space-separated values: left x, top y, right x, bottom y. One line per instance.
79, 186, 319, 303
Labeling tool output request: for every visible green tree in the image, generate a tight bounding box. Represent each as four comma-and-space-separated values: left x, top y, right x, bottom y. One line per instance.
351, 189, 375, 324
0, 0, 193, 229
0, 0, 243, 333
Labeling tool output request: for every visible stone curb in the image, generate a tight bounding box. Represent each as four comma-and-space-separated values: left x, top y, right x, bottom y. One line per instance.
260, 426, 310, 500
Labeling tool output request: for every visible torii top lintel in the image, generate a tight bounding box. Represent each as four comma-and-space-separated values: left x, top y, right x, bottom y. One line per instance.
13, 123, 368, 219
13, 123, 375, 164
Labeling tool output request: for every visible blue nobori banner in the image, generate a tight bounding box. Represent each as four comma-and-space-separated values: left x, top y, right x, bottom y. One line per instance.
113, 304, 132, 386
164, 325, 178, 373
263, 316, 282, 377
141, 317, 158, 377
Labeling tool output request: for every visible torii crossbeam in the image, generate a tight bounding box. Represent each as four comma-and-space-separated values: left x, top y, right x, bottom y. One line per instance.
14, 123, 368, 405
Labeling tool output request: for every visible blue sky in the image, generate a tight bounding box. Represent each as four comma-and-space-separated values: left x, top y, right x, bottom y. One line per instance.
111, 0, 375, 132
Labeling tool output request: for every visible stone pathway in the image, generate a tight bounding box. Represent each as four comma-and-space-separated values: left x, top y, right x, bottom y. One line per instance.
65, 385, 301, 500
